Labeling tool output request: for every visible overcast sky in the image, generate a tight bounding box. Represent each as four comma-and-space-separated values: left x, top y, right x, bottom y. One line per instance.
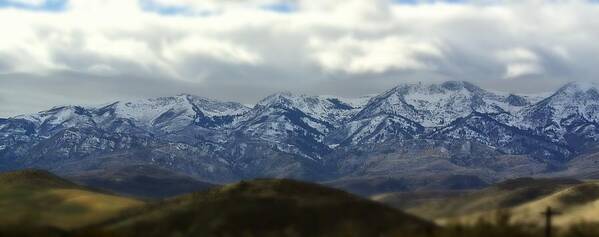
1, 0, 598, 117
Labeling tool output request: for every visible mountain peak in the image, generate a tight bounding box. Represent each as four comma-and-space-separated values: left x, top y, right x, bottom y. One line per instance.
506, 94, 529, 106
38, 105, 90, 115
440, 81, 481, 92
3, 80, 599, 187
388, 81, 483, 95
174, 93, 215, 102
557, 81, 599, 94
544, 81, 599, 103
257, 91, 306, 107
357, 80, 513, 127
521, 81, 599, 130
265, 91, 298, 99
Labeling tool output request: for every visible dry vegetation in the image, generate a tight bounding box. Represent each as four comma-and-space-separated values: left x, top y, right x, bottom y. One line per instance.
3, 171, 599, 237
0, 170, 143, 230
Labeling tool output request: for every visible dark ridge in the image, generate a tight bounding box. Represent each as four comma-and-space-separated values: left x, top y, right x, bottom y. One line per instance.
91, 179, 435, 237
557, 183, 599, 205
506, 94, 529, 106
326, 98, 354, 110
69, 165, 216, 199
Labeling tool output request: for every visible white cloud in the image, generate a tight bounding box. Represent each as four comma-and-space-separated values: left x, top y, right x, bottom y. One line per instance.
162, 36, 263, 65
497, 48, 539, 62
310, 36, 443, 73
505, 63, 543, 79
148, 0, 283, 10
84, 36, 153, 63
497, 48, 544, 79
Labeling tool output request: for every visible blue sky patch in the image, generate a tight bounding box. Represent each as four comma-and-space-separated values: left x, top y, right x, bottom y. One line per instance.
262, 2, 297, 13
0, 0, 67, 11
139, 0, 217, 16
139, 0, 188, 15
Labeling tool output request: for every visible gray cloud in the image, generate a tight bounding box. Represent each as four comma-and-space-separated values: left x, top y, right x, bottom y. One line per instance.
0, 0, 598, 117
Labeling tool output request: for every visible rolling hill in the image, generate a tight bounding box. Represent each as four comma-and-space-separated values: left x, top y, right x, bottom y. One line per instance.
0, 170, 143, 231
507, 182, 599, 226
374, 177, 599, 227
5, 170, 599, 237
90, 179, 435, 237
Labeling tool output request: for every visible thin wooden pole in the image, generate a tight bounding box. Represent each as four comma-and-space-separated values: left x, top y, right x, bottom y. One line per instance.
542, 206, 561, 237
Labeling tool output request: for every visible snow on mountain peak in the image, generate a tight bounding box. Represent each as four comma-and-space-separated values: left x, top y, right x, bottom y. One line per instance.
355, 81, 516, 127
554, 81, 599, 96
384, 81, 482, 95
11, 94, 251, 135
15, 105, 93, 127
539, 82, 599, 106
520, 81, 599, 129
255, 92, 370, 126
440, 81, 483, 93
97, 94, 249, 132
3, 81, 599, 166
257, 91, 299, 107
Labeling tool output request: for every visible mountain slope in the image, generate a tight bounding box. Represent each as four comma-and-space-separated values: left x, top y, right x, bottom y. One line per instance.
230, 92, 371, 159
377, 177, 581, 222
508, 182, 599, 226
2, 81, 599, 190
17, 94, 250, 134
231, 93, 337, 159
352, 81, 524, 128
518, 82, 599, 150
408, 180, 599, 227
427, 112, 572, 161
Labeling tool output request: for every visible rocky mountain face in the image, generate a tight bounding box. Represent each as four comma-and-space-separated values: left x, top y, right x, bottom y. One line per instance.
1, 81, 598, 190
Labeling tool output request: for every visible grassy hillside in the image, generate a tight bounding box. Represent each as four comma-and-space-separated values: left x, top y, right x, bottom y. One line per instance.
372, 190, 468, 210
378, 177, 582, 221
91, 179, 435, 237
0, 170, 143, 231
0, 170, 434, 237
374, 177, 599, 229
479, 181, 599, 226
3, 170, 599, 237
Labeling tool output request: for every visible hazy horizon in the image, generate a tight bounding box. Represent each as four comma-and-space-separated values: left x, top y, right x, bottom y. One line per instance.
0, 78, 569, 118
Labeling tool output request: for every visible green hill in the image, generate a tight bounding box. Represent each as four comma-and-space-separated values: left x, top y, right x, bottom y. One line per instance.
0, 169, 79, 188
93, 179, 435, 237
0, 170, 143, 231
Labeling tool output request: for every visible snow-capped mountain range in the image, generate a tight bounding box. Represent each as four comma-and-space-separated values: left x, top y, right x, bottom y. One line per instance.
1, 81, 599, 185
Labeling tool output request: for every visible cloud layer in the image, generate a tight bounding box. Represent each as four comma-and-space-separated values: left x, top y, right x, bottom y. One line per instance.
0, 0, 598, 116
